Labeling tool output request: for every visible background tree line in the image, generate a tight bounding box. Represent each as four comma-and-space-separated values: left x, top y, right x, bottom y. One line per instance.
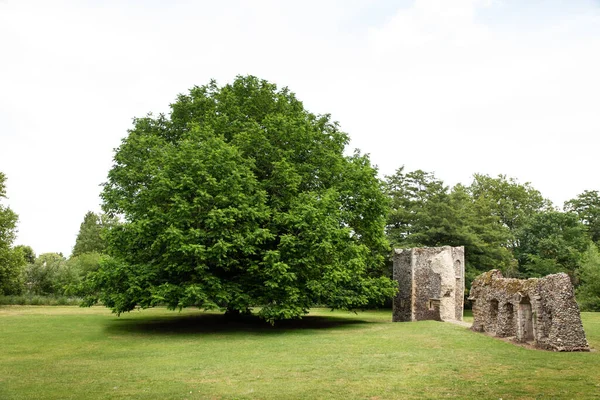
385, 167, 600, 310
3, 168, 599, 310
0, 193, 112, 302
0, 76, 599, 314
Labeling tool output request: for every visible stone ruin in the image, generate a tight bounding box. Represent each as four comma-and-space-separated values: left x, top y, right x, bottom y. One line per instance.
391, 246, 589, 351
392, 246, 465, 322
469, 270, 589, 351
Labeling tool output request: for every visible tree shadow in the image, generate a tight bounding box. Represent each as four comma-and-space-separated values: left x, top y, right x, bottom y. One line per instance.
104, 312, 372, 336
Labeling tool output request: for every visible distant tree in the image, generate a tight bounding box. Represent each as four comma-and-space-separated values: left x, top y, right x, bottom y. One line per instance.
86, 76, 397, 322
515, 211, 591, 280
0, 172, 26, 295
385, 167, 448, 246
24, 253, 74, 295
63, 252, 103, 296
385, 168, 513, 285
576, 244, 600, 311
450, 184, 514, 280
14, 245, 35, 264
0, 250, 25, 295
466, 174, 552, 246
565, 190, 600, 244
67, 252, 102, 276
72, 212, 115, 257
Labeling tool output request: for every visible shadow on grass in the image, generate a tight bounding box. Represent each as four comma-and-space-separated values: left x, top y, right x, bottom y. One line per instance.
104, 312, 371, 336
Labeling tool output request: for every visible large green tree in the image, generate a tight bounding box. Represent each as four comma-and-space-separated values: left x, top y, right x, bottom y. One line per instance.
466, 174, 551, 246
515, 211, 591, 280
0, 172, 26, 295
463, 174, 553, 277
87, 76, 396, 321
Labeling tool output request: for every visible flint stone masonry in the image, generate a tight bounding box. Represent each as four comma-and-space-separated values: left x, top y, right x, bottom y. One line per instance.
469, 270, 589, 351
392, 246, 465, 322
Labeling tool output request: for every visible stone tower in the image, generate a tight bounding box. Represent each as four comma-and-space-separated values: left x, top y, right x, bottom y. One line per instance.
392, 246, 465, 322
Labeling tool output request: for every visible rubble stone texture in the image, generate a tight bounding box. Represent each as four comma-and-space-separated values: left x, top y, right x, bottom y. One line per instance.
392, 246, 465, 322
469, 270, 589, 351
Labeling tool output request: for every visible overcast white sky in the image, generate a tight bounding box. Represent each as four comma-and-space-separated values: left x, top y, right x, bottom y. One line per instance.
1, 0, 599, 256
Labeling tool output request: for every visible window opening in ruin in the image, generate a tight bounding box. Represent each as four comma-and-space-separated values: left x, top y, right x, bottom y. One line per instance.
454, 259, 462, 279
490, 299, 499, 318
540, 307, 552, 338
428, 299, 440, 311
519, 297, 534, 341
503, 303, 515, 336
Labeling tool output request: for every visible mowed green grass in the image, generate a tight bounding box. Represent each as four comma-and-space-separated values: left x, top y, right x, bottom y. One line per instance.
0, 307, 599, 400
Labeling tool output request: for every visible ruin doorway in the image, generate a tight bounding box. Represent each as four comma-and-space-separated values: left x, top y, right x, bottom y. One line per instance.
489, 299, 499, 334
519, 297, 534, 341
500, 302, 516, 337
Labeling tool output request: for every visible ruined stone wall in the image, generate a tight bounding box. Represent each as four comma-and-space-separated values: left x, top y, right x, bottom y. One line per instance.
469, 270, 589, 351
393, 246, 464, 322
535, 274, 589, 351
392, 249, 412, 322
413, 256, 442, 321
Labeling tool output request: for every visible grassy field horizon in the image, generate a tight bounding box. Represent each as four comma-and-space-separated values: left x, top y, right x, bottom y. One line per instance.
1, 306, 599, 399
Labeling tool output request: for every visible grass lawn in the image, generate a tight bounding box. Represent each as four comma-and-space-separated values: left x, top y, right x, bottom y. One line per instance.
0, 306, 599, 399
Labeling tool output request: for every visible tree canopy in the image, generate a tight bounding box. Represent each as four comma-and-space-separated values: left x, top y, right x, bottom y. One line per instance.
87, 76, 397, 321
515, 211, 591, 279
467, 174, 551, 235
577, 244, 600, 311
565, 190, 600, 244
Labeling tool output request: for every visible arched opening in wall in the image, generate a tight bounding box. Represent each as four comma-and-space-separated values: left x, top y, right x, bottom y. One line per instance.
540, 307, 552, 339
489, 299, 499, 334
519, 296, 534, 341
